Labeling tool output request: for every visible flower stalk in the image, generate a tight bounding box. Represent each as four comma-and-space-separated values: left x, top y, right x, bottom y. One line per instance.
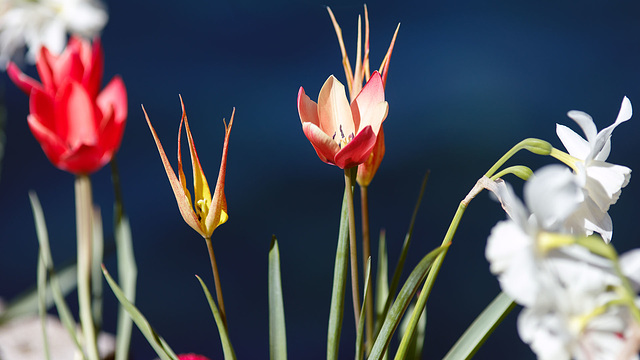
205, 236, 227, 328
344, 167, 361, 326
75, 174, 99, 360
360, 185, 374, 351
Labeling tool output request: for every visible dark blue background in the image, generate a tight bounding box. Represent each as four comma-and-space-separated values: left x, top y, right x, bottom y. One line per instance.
2, 0, 640, 359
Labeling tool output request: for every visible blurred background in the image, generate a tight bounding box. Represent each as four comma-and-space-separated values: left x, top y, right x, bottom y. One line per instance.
2, 0, 640, 358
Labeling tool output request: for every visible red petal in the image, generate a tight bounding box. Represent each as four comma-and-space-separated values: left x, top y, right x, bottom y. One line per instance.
36, 47, 56, 94
27, 113, 67, 168
7, 62, 43, 95
54, 82, 98, 150
29, 88, 56, 132
58, 143, 108, 174
96, 76, 127, 152
83, 37, 104, 99
357, 126, 385, 186
302, 122, 340, 165
334, 125, 376, 169
351, 71, 387, 136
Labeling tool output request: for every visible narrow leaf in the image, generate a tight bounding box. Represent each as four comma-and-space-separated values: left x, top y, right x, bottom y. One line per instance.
355, 258, 372, 360
91, 207, 104, 332
102, 266, 178, 360
28, 191, 85, 357
327, 187, 350, 360
368, 244, 448, 360
443, 292, 515, 360
377, 172, 429, 335
195, 275, 237, 360
37, 249, 51, 360
269, 236, 288, 360
374, 230, 389, 360
114, 214, 137, 360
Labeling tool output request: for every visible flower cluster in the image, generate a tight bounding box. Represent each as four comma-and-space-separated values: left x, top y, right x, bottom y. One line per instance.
486, 98, 640, 359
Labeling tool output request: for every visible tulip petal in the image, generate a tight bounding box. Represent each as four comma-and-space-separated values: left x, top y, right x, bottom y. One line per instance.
205, 108, 235, 234
317, 75, 354, 140
143, 105, 204, 237
297, 87, 320, 127
302, 122, 340, 165
36, 47, 56, 93
180, 96, 213, 228
7, 62, 43, 95
83, 36, 104, 99
55, 81, 98, 150
58, 143, 108, 174
351, 71, 387, 136
357, 126, 385, 186
335, 124, 377, 169
96, 76, 127, 152
27, 113, 66, 166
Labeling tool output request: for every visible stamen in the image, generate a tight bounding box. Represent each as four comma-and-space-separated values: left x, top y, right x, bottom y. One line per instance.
340, 125, 345, 139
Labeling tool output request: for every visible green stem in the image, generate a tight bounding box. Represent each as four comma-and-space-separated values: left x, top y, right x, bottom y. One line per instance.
205, 237, 227, 328
75, 175, 99, 360
360, 185, 374, 354
344, 167, 361, 327
484, 138, 552, 178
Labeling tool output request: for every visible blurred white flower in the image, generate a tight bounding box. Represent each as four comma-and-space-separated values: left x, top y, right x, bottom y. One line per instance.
518, 290, 638, 360
0, 0, 107, 68
486, 165, 584, 307
556, 97, 633, 243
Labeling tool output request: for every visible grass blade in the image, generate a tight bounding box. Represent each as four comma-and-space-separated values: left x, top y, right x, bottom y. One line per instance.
114, 214, 137, 360
269, 236, 287, 360
28, 191, 85, 358
327, 187, 350, 360
355, 258, 372, 360
91, 207, 104, 332
443, 292, 515, 360
102, 266, 177, 360
195, 275, 237, 360
368, 244, 448, 360
37, 249, 51, 360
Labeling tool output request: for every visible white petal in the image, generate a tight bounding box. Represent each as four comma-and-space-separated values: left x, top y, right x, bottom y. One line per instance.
585, 161, 631, 211
556, 123, 591, 160
620, 249, 640, 292
525, 165, 583, 231
591, 97, 632, 161
567, 110, 598, 143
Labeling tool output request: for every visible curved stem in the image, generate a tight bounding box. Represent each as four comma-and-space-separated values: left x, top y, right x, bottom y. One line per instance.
75, 175, 99, 360
205, 237, 227, 329
344, 167, 361, 327
360, 185, 373, 354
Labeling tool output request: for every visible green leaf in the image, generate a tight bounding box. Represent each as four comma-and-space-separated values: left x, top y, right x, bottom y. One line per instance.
195, 275, 237, 360
269, 236, 287, 360
368, 244, 448, 360
377, 172, 429, 336
28, 191, 85, 358
443, 292, 515, 360
37, 249, 51, 360
397, 302, 426, 360
91, 207, 104, 332
374, 231, 389, 360
355, 258, 372, 360
102, 266, 178, 360
327, 187, 350, 360
114, 214, 137, 360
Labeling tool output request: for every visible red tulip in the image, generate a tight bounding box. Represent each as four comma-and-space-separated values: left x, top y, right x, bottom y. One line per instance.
297, 71, 388, 169
7, 36, 127, 174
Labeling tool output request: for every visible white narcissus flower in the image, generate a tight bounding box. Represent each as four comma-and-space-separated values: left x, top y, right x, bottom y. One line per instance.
486, 165, 584, 307
0, 0, 107, 68
518, 291, 639, 360
556, 97, 632, 243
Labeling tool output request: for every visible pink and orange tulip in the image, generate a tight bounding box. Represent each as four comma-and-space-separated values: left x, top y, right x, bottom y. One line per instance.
7, 36, 127, 174
297, 71, 388, 170
327, 6, 398, 184
143, 97, 233, 239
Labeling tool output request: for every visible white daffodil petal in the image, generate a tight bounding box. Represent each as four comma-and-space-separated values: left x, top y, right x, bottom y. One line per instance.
556, 123, 591, 160
525, 165, 582, 231
567, 110, 598, 143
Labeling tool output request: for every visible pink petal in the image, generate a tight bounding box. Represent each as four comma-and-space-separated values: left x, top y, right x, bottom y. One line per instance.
297, 86, 320, 127
317, 75, 354, 140
302, 122, 340, 165
351, 71, 387, 135
7, 62, 43, 95
334, 124, 376, 169
54, 81, 98, 150
357, 126, 385, 186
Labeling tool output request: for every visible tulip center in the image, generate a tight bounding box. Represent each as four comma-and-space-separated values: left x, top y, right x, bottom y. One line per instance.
196, 199, 210, 222
332, 124, 355, 149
